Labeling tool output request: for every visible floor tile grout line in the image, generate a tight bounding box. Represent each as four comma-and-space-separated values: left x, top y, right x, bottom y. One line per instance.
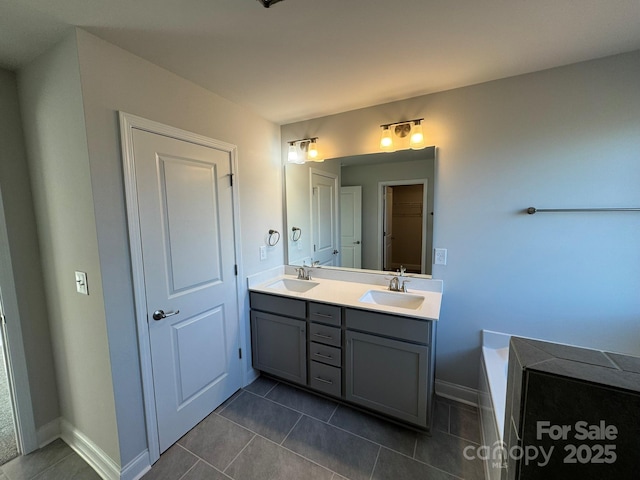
214, 388, 243, 415
368, 445, 382, 480
261, 379, 280, 397
326, 403, 340, 424
280, 412, 304, 446
174, 441, 235, 479
221, 433, 257, 474
219, 385, 480, 478
175, 460, 201, 480
239, 387, 338, 423
250, 431, 342, 478
20, 447, 76, 480
174, 445, 234, 480
412, 435, 418, 459
382, 440, 476, 479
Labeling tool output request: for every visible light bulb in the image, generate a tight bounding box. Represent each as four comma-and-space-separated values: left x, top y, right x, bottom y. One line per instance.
410, 122, 425, 149
307, 140, 318, 160
380, 127, 393, 151
288, 143, 298, 163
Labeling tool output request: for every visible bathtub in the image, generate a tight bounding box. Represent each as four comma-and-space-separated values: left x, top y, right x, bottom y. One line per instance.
478, 331, 511, 480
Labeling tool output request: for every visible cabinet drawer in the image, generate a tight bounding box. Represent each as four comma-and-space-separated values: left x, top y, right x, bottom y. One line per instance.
345, 308, 431, 345
309, 342, 341, 367
308, 302, 341, 326
309, 361, 341, 397
250, 292, 306, 319
309, 323, 341, 347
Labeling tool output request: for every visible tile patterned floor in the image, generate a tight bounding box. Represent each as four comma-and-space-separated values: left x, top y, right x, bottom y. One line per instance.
0, 377, 486, 480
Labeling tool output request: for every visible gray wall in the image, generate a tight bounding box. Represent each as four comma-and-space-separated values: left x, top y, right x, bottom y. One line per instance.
282, 50, 640, 389
75, 29, 283, 466
17, 28, 284, 467
17, 32, 121, 462
0, 69, 59, 433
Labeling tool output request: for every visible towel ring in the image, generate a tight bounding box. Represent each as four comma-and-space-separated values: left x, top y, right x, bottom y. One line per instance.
291, 227, 302, 242
267, 229, 280, 246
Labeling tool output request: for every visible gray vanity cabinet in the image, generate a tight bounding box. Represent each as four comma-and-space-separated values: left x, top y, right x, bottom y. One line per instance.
250, 293, 307, 385
250, 291, 436, 430
345, 308, 434, 428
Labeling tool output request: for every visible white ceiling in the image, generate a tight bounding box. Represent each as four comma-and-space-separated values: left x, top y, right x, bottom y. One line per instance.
2, 0, 639, 124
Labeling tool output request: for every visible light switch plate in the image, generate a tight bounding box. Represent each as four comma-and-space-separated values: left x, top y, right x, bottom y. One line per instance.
259, 245, 267, 261
75, 271, 89, 295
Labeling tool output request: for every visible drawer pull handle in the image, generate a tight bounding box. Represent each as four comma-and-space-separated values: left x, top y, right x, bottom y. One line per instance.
314, 353, 333, 360
313, 333, 333, 340
314, 376, 333, 385
312, 312, 334, 319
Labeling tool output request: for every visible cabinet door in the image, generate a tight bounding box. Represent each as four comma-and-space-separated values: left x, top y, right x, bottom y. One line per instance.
345, 330, 428, 427
251, 311, 306, 385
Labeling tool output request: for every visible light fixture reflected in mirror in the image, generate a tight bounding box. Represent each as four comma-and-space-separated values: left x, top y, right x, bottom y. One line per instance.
380, 126, 393, 151
379, 118, 425, 151
410, 120, 425, 149
287, 137, 323, 163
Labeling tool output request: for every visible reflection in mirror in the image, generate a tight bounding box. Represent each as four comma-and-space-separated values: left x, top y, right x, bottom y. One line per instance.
285, 147, 435, 276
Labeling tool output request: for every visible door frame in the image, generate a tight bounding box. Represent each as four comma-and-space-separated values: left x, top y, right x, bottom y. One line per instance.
377, 179, 429, 273
119, 112, 245, 463
0, 189, 37, 455
309, 169, 340, 266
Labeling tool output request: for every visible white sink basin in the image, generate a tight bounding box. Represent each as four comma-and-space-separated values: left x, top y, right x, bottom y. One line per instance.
359, 289, 425, 310
266, 278, 319, 293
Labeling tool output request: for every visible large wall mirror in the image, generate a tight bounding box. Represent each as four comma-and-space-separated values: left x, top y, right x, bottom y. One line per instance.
285, 147, 436, 276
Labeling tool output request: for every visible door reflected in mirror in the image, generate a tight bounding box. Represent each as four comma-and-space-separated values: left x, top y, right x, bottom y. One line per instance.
285, 147, 435, 276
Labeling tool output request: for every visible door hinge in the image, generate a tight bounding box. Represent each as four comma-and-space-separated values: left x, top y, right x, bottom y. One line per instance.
313, 244, 316, 252
229, 173, 234, 187
238, 348, 242, 359
234, 264, 238, 276
0, 314, 5, 325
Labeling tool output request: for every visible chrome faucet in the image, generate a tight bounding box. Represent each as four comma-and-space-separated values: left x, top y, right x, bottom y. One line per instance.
388, 265, 409, 292
296, 267, 311, 280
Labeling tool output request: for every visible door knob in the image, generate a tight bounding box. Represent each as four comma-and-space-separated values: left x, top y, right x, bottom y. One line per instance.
353, 241, 361, 244
152, 309, 180, 321
332, 249, 339, 255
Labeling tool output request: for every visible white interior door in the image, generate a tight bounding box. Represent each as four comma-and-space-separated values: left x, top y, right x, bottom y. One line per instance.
383, 186, 394, 270
311, 171, 338, 266
132, 128, 242, 453
340, 186, 362, 268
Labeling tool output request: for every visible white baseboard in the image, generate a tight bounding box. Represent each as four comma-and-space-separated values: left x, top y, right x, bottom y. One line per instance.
37, 417, 150, 480
245, 367, 260, 387
435, 379, 480, 407
120, 450, 151, 480
60, 419, 120, 480
36, 418, 61, 448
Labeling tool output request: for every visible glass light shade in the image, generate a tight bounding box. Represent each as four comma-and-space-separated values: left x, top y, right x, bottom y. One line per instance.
380, 127, 393, 151
287, 143, 299, 163
410, 122, 425, 149
307, 140, 319, 160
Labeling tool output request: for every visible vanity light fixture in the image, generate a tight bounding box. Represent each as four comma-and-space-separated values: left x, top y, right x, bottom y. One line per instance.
409, 120, 425, 149
380, 126, 393, 151
287, 137, 323, 163
379, 118, 426, 151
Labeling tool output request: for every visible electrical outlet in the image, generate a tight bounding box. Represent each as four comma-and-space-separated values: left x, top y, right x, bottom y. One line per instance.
434, 248, 447, 266
259, 245, 267, 261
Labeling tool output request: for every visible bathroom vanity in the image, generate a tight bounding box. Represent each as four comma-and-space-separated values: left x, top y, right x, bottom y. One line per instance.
248, 269, 442, 430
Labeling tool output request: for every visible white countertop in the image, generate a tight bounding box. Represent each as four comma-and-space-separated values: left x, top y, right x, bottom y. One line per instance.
248, 273, 442, 321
